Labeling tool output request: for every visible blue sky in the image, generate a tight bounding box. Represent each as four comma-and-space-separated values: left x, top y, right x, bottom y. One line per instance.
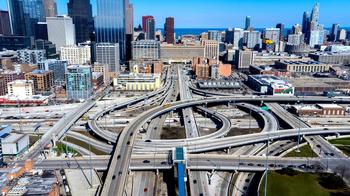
1, 0, 350, 28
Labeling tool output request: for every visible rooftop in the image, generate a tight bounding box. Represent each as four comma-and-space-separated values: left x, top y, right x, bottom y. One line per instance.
316, 104, 344, 109
1, 133, 27, 144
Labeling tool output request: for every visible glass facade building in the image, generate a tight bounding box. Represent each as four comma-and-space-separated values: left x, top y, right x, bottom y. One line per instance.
66, 65, 92, 100
7, 0, 46, 36
95, 0, 126, 61
68, 0, 93, 44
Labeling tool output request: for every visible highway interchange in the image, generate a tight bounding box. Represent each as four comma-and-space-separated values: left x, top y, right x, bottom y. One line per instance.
6, 64, 350, 196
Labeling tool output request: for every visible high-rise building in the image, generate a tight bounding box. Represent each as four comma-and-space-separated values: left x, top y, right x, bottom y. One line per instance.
65, 65, 92, 100
235, 49, 253, 70
38, 59, 68, 86
309, 30, 325, 48
34, 22, 48, 40
288, 34, 304, 46
263, 28, 280, 44
0, 10, 11, 35
331, 23, 340, 42
35, 39, 57, 59
2, 71, 24, 94
142, 16, 154, 32
338, 29, 347, 41
310, 3, 320, 24
95, 0, 126, 61
17, 49, 46, 64
208, 30, 222, 42
132, 40, 160, 60
302, 12, 310, 35
233, 28, 244, 49
67, 0, 93, 44
244, 31, 261, 49
125, 0, 134, 35
60, 45, 91, 65
225, 28, 234, 44
202, 40, 219, 62
276, 23, 284, 41
24, 70, 54, 92
47, 16, 76, 50
7, 0, 45, 36
146, 17, 155, 40
0, 35, 34, 50
164, 17, 175, 44
292, 24, 302, 34
245, 16, 251, 30
43, 0, 57, 17
95, 43, 120, 73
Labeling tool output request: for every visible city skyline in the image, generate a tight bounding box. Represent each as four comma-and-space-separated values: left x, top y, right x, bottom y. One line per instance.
1, 0, 350, 28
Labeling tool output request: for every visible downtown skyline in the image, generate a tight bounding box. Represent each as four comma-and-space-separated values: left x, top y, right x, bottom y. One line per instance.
1, 0, 350, 28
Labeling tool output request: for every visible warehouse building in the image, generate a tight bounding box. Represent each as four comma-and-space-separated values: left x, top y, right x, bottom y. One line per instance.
248, 75, 294, 96
275, 60, 331, 73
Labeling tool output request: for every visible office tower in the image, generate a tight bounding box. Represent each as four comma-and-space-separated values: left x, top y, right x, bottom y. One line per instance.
142, 16, 154, 32
276, 23, 284, 41
34, 22, 48, 40
208, 30, 222, 42
302, 12, 310, 35
244, 31, 261, 49
60, 45, 91, 65
95, 43, 120, 73
7, 0, 46, 36
311, 3, 320, 24
35, 39, 57, 58
95, 0, 126, 61
245, 16, 251, 30
24, 70, 54, 92
288, 34, 304, 45
292, 24, 302, 34
67, 0, 93, 44
0, 10, 11, 35
235, 49, 253, 70
38, 59, 68, 86
17, 49, 46, 64
202, 40, 219, 62
309, 30, 325, 48
225, 28, 234, 44
165, 17, 175, 44
146, 17, 155, 40
65, 65, 92, 100
263, 28, 280, 44
331, 23, 340, 42
47, 16, 76, 50
233, 28, 244, 49
132, 40, 160, 60
125, 0, 134, 35
338, 29, 347, 41
44, 0, 57, 17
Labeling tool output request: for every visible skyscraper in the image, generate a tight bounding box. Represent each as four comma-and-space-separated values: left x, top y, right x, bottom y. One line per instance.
146, 17, 155, 40
276, 23, 284, 41
233, 28, 244, 49
311, 3, 320, 24
95, 43, 120, 73
125, 0, 134, 35
43, 0, 57, 17
225, 28, 234, 44
331, 23, 340, 42
142, 16, 154, 32
95, 0, 126, 61
67, 0, 93, 44
164, 17, 175, 44
7, 0, 46, 36
309, 30, 325, 48
0, 10, 11, 35
245, 16, 251, 30
208, 30, 222, 42
47, 16, 76, 50
302, 12, 309, 35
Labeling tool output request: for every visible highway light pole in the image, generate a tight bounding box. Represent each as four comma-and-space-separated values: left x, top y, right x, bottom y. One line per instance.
264, 133, 270, 196
296, 117, 301, 153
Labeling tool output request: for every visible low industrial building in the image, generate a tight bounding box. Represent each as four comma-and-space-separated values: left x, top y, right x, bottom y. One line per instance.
249, 65, 289, 77
1, 133, 29, 156
248, 75, 294, 96
113, 73, 161, 91
309, 52, 350, 64
274, 60, 331, 73
290, 104, 345, 116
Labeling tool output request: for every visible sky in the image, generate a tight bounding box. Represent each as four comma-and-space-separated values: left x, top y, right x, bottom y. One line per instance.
1, 0, 350, 28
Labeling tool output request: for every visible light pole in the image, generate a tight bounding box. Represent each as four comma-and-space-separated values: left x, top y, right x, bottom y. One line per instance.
264, 134, 270, 196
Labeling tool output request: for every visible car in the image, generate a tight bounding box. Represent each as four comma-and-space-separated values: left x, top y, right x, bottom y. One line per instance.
144, 188, 148, 192
316, 144, 321, 148
193, 180, 197, 184
330, 153, 335, 156
257, 164, 264, 167
118, 171, 122, 175
117, 155, 121, 159
130, 132, 134, 136
143, 160, 150, 163
245, 179, 250, 183
269, 164, 275, 167
161, 161, 167, 165
287, 165, 295, 168
127, 141, 130, 145
243, 186, 248, 190
112, 175, 116, 180
145, 140, 152, 142
248, 163, 254, 166
323, 128, 329, 130
239, 163, 245, 166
